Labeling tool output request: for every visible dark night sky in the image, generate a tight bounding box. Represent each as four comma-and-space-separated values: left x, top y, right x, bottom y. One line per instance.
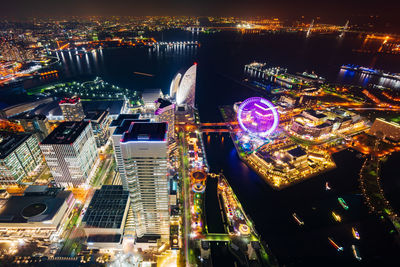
0, 0, 399, 22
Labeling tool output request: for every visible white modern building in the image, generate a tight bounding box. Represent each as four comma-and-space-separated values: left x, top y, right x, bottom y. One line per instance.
40, 121, 98, 187
175, 63, 197, 107
119, 122, 169, 238
170, 63, 197, 108
109, 114, 145, 189
169, 73, 182, 99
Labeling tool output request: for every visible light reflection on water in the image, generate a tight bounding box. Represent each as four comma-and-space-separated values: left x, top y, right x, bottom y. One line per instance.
204, 132, 398, 265
337, 68, 400, 89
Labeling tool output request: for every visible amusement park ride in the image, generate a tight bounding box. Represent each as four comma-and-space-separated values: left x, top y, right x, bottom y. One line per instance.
237, 97, 279, 137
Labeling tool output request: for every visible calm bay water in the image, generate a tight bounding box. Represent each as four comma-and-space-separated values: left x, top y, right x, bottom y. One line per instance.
52, 30, 400, 266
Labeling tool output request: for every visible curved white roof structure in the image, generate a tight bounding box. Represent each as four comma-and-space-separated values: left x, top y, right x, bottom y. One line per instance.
176, 64, 197, 107
169, 73, 182, 99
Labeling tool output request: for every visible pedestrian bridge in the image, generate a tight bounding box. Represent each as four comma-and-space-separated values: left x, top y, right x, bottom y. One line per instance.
202, 233, 257, 242
199, 122, 239, 133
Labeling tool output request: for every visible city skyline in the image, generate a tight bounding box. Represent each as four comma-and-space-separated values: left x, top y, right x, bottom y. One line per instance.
0, 1, 399, 26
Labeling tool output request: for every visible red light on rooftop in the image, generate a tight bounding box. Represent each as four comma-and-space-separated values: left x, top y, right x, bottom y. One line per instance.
194, 62, 198, 65
59, 97, 80, 105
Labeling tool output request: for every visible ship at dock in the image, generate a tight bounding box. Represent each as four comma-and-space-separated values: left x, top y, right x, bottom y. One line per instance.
244, 61, 325, 90
341, 64, 400, 81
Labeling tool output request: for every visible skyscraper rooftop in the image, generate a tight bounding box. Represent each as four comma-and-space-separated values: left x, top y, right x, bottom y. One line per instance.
121, 122, 167, 142
40, 121, 90, 145
59, 97, 81, 105
0, 132, 31, 159
110, 114, 140, 128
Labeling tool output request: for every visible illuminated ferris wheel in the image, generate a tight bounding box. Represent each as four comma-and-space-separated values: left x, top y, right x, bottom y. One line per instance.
237, 97, 279, 137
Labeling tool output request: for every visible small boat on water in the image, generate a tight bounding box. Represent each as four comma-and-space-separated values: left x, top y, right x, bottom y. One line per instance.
292, 213, 304, 226
328, 237, 343, 251
338, 197, 349, 210
133, 71, 154, 77
352, 227, 360, 240
325, 182, 331, 190
332, 211, 342, 222
352, 245, 362, 261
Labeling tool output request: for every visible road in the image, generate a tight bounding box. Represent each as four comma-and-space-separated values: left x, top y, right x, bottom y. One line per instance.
58, 204, 83, 256
178, 129, 191, 267
58, 188, 95, 257
92, 155, 113, 188
97, 157, 112, 187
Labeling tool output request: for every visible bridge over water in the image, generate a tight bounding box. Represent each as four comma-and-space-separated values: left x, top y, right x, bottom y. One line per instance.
199, 122, 239, 133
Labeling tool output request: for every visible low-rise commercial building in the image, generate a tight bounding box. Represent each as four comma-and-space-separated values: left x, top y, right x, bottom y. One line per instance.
0, 186, 75, 241
369, 118, 400, 142
82, 185, 130, 236
82, 185, 129, 251
289, 108, 364, 140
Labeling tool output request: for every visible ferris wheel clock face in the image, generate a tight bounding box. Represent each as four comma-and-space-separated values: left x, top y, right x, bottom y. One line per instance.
237, 97, 279, 137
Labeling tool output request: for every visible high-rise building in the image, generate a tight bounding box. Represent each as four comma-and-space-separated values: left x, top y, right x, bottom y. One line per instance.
59, 97, 85, 121
40, 121, 98, 187
155, 98, 175, 143
120, 122, 169, 238
9, 113, 52, 141
0, 132, 42, 185
110, 114, 145, 188
84, 110, 111, 147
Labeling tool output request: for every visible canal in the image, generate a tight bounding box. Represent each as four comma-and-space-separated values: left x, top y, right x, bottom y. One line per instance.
204, 177, 225, 233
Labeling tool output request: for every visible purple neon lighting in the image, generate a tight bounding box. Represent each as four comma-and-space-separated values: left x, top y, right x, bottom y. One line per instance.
237, 97, 279, 136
